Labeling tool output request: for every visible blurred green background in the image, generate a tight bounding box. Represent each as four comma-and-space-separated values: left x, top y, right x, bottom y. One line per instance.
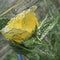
0, 0, 60, 60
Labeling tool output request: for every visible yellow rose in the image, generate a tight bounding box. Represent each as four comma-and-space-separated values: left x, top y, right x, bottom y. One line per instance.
1, 6, 39, 43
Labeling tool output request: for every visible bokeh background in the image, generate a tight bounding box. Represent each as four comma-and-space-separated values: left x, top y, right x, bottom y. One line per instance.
0, 0, 60, 60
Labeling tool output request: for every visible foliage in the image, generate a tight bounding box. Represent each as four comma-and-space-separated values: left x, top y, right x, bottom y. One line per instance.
0, 18, 9, 30
4, 50, 17, 60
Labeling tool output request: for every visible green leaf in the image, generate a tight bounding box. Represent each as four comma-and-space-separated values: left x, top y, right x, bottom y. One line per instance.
0, 18, 9, 30
37, 14, 60, 41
